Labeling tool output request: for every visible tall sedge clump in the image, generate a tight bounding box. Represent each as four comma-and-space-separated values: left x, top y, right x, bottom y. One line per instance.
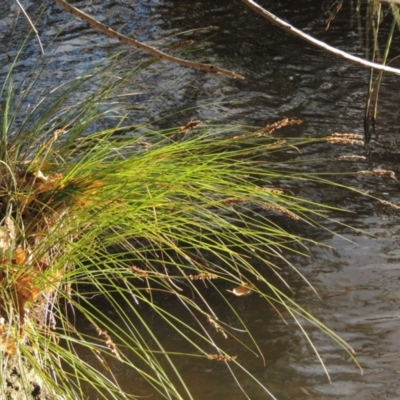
0, 52, 361, 399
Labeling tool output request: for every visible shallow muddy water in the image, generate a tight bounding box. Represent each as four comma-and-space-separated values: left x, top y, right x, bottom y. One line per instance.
3, 0, 400, 399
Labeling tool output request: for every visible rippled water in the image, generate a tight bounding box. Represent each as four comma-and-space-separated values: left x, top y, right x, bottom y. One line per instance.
3, 0, 400, 399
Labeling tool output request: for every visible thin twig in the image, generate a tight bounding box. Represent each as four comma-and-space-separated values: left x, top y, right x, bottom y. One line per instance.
241, 0, 400, 76
15, 0, 44, 54
53, 0, 243, 79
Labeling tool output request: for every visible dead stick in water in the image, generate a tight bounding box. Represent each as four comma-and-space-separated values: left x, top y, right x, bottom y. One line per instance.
53, 0, 244, 79
242, 0, 400, 76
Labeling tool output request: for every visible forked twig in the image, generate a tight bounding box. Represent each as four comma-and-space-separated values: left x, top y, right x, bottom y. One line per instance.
15, 0, 44, 54
53, 0, 243, 79
241, 0, 400, 76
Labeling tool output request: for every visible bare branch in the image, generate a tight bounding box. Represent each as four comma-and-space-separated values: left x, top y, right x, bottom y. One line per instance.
242, 0, 400, 76
15, 0, 44, 54
53, 0, 243, 80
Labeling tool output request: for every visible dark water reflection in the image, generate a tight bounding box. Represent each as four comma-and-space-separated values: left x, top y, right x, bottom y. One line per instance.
3, 0, 400, 398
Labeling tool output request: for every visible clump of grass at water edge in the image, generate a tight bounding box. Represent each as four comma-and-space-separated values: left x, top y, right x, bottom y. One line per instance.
0, 51, 363, 400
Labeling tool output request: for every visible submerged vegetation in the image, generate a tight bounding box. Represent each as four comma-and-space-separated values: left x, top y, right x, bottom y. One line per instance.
2, 0, 400, 399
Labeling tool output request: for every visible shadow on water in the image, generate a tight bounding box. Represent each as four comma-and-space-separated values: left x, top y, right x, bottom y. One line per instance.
3, 0, 400, 398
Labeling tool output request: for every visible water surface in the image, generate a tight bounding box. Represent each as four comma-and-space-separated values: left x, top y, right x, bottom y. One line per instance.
3, 1, 400, 399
